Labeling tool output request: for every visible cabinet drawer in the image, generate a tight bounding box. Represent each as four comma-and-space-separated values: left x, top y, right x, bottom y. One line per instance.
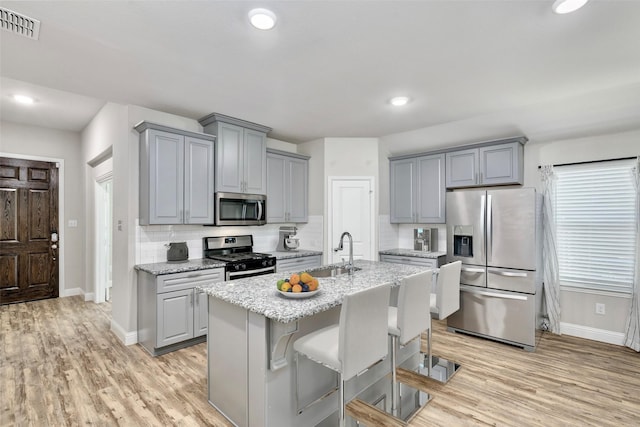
380, 254, 438, 269
276, 256, 322, 273
157, 268, 225, 293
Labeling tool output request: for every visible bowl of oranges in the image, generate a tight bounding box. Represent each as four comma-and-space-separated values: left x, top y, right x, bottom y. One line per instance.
277, 272, 320, 299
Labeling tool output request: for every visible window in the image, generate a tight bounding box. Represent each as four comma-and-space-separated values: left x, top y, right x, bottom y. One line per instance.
554, 159, 637, 293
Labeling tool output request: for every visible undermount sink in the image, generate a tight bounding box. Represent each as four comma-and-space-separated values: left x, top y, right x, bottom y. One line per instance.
311, 265, 362, 278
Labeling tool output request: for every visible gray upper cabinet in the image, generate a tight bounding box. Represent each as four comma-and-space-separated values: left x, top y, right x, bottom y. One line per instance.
199, 113, 271, 195
446, 140, 524, 188
390, 153, 445, 224
136, 122, 215, 225
266, 149, 309, 223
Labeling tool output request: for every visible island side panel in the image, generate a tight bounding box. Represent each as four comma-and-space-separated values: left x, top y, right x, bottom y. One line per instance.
208, 297, 249, 426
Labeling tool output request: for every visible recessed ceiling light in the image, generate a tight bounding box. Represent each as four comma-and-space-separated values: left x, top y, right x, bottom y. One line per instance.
13, 94, 35, 104
390, 96, 410, 107
552, 0, 589, 14
249, 8, 277, 30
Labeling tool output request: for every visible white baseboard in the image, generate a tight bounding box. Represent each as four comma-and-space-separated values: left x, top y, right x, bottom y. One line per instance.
84, 292, 95, 302
62, 287, 83, 297
560, 322, 625, 346
111, 319, 138, 346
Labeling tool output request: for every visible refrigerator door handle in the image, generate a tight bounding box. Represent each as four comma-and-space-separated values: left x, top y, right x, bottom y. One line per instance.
464, 287, 528, 301
462, 267, 485, 273
487, 194, 492, 263
480, 194, 486, 263
492, 271, 529, 278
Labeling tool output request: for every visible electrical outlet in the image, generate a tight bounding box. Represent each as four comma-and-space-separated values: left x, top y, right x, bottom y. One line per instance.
595, 303, 606, 315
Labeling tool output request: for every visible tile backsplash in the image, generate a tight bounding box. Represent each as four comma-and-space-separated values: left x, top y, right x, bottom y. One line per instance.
136, 215, 324, 264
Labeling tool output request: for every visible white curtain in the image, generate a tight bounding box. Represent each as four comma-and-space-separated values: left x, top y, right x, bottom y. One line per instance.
540, 165, 561, 334
624, 157, 640, 352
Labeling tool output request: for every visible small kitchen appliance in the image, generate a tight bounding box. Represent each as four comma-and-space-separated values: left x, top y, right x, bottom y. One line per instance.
166, 242, 189, 262
414, 228, 438, 252
203, 235, 276, 280
277, 226, 299, 251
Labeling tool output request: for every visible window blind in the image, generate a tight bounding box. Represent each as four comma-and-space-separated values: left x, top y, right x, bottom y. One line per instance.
554, 159, 636, 294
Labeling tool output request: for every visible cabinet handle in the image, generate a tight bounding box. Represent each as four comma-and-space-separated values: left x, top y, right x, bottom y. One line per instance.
480, 172, 483, 183
475, 173, 478, 184
190, 292, 193, 306
186, 210, 190, 222
180, 210, 184, 221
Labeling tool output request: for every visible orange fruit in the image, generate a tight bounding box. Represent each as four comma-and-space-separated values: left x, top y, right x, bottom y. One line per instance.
292, 284, 302, 293
308, 279, 319, 291
300, 272, 313, 283
289, 274, 300, 285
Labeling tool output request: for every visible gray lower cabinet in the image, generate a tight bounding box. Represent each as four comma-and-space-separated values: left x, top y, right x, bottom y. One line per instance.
199, 113, 271, 195
379, 254, 443, 269
266, 149, 309, 223
137, 267, 224, 356
390, 153, 445, 223
135, 121, 215, 225
276, 255, 322, 273
445, 141, 524, 188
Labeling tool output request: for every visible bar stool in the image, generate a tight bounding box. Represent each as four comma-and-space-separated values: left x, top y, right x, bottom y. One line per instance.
429, 260, 462, 382
387, 270, 433, 417
293, 283, 392, 427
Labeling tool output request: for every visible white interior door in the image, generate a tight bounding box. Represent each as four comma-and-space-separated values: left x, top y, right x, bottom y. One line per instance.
96, 175, 113, 303
328, 177, 375, 263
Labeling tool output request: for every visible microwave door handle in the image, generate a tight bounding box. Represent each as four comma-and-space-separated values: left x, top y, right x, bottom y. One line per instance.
242, 204, 247, 220
257, 200, 263, 221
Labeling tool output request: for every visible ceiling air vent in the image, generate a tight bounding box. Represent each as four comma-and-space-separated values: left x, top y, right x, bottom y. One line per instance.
0, 7, 40, 40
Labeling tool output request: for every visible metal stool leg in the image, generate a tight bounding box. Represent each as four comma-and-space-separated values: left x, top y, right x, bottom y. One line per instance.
390, 335, 399, 417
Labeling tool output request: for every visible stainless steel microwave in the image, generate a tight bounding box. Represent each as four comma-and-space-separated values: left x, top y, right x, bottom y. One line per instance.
215, 192, 266, 226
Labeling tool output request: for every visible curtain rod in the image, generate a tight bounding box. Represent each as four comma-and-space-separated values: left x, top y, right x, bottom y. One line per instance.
537, 156, 638, 169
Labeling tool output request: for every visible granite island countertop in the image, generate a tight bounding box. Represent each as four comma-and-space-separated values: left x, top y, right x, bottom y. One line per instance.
197, 259, 430, 323
379, 248, 447, 259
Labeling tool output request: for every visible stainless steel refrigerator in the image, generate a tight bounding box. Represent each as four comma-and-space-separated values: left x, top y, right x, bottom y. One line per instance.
446, 188, 543, 351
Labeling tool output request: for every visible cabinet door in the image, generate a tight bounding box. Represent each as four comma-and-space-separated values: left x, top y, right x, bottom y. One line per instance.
380, 254, 438, 268
184, 136, 214, 224
194, 289, 209, 337
266, 153, 287, 223
446, 148, 478, 188
288, 157, 308, 223
216, 122, 244, 193
157, 289, 194, 347
244, 129, 267, 194
148, 130, 184, 224
277, 255, 322, 273
416, 154, 445, 223
390, 158, 416, 223
479, 142, 523, 186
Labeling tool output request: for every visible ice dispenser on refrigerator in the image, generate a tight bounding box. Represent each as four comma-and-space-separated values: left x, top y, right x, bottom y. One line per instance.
452, 226, 473, 257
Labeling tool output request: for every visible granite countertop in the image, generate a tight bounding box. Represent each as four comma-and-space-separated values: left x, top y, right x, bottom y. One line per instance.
269, 249, 323, 259
379, 248, 447, 259
134, 258, 226, 275
197, 260, 429, 323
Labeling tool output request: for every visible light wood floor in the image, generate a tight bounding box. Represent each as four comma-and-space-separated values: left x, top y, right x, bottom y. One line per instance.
1, 296, 639, 426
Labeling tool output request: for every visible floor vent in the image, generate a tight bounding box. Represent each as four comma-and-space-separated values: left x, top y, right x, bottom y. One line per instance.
0, 7, 40, 40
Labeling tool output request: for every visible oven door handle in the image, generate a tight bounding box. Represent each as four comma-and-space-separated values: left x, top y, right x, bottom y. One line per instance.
228, 266, 275, 279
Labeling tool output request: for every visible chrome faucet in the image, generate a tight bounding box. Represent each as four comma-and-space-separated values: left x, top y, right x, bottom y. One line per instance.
334, 231, 354, 274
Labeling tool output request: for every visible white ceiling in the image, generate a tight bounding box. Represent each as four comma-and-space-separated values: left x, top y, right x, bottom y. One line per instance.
1, 1, 640, 144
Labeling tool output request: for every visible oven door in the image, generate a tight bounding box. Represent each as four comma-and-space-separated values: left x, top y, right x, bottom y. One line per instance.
226, 266, 276, 281
216, 192, 266, 226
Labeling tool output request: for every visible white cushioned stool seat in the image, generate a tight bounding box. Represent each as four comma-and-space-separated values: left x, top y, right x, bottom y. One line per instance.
293, 325, 340, 372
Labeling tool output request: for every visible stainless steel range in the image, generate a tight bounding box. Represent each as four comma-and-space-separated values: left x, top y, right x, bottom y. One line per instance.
203, 235, 276, 280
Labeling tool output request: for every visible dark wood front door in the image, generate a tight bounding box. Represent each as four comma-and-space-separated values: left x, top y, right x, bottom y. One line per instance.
0, 157, 59, 304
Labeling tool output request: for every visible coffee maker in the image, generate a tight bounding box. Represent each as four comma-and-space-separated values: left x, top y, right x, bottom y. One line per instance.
277, 226, 300, 251
414, 228, 438, 252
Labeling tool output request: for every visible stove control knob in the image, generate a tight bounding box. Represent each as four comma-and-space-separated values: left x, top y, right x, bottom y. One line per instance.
239, 263, 247, 271
269, 258, 275, 267
261, 260, 268, 267
234, 264, 241, 271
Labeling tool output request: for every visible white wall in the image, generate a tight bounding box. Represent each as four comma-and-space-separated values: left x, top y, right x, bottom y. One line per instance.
1, 121, 84, 296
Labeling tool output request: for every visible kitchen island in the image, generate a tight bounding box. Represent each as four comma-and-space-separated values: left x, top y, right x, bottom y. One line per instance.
197, 260, 432, 427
